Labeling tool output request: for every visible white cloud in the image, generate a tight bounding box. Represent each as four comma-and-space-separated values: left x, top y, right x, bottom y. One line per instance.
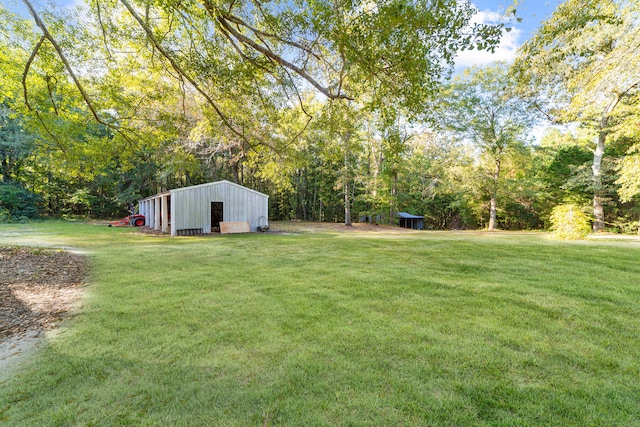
61, 0, 87, 9
454, 8, 523, 68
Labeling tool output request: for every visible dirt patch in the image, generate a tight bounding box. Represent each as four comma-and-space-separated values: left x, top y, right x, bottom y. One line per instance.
0, 247, 87, 340
132, 221, 418, 236
267, 221, 418, 234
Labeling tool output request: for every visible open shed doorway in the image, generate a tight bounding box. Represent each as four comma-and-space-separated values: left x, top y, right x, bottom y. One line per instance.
211, 202, 223, 232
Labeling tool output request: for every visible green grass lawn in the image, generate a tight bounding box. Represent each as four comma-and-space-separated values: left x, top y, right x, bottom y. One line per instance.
2, 221, 640, 426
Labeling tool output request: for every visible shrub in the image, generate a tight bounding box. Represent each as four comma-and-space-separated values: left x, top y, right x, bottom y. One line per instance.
610, 218, 640, 235
0, 207, 10, 222
550, 203, 591, 240
0, 183, 41, 221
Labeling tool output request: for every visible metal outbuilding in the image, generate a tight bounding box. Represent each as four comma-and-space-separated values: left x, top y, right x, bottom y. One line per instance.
138, 180, 269, 236
397, 212, 424, 230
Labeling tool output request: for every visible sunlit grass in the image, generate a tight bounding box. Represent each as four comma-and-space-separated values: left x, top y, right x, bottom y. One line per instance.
2, 221, 640, 425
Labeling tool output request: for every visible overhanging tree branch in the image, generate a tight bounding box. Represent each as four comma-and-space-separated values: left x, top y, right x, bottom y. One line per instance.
22, 0, 139, 145
92, 0, 114, 61
21, 35, 44, 113
222, 12, 321, 61
21, 35, 66, 153
24, 0, 107, 126
217, 14, 352, 101
118, 0, 254, 147
199, 0, 352, 101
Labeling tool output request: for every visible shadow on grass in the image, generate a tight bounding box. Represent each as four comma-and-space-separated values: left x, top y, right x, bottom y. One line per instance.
0, 288, 36, 339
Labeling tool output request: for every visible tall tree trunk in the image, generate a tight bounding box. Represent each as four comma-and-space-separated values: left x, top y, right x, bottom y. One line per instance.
230, 147, 239, 184
312, 180, 317, 221
344, 146, 352, 226
592, 131, 606, 232
592, 93, 621, 232
488, 197, 498, 230
488, 157, 500, 231
302, 169, 308, 221
1, 157, 10, 182
370, 144, 379, 224
388, 170, 398, 225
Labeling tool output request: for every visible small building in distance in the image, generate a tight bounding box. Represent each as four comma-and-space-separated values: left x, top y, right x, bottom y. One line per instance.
397, 212, 424, 230
138, 180, 268, 236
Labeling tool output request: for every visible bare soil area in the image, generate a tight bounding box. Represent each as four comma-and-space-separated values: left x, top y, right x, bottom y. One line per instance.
132, 220, 418, 236
0, 247, 87, 340
267, 220, 417, 234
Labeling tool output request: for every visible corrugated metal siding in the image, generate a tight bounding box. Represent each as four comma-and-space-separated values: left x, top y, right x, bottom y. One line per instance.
169, 181, 268, 234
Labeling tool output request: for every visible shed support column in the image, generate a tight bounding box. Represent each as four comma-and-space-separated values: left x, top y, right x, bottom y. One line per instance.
144, 201, 150, 226
161, 195, 169, 233
154, 197, 161, 231
171, 193, 176, 236
148, 200, 155, 228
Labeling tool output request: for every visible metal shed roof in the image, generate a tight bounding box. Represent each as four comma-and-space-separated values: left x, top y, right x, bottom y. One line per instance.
140, 180, 268, 201
397, 212, 424, 219
169, 180, 268, 198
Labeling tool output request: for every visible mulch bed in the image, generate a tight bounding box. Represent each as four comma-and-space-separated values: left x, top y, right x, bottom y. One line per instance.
0, 247, 87, 340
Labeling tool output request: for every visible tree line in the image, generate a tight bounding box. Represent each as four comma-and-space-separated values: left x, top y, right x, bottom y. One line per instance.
1, 0, 639, 232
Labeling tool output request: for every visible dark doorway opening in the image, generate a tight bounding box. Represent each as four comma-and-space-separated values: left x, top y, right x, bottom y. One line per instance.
211, 202, 223, 232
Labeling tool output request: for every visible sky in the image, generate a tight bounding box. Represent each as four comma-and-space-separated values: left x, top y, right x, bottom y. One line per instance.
457, 0, 563, 68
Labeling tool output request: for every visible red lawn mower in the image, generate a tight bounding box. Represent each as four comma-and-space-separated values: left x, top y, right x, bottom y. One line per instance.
108, 213, 145, 227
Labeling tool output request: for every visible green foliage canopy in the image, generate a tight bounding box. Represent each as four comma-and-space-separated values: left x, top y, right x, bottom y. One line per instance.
438, 62, 536, 229
513, 0, 640, 230
19, 0, 508, 140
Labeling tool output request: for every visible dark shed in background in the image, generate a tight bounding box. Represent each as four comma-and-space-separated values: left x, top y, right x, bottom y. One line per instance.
397, 212, 424, 230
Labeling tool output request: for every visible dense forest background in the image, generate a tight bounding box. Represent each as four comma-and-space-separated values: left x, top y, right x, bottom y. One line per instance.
1, 0, 639, 232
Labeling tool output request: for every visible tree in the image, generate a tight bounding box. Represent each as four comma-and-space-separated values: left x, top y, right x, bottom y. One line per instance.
0, 8, 35, 185
17, 0, 509, 149
396, 132, 476, 229
0, 181, 40, 220
438, 62, 535, 230
513, 0, 640, 231
617, 151, 640, 203
4, 0, 514, 222
0, 103, 33, 184
615, 93, 640, 205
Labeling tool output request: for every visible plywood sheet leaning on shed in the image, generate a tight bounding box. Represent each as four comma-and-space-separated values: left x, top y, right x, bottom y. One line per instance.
220, 222, 250, 234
